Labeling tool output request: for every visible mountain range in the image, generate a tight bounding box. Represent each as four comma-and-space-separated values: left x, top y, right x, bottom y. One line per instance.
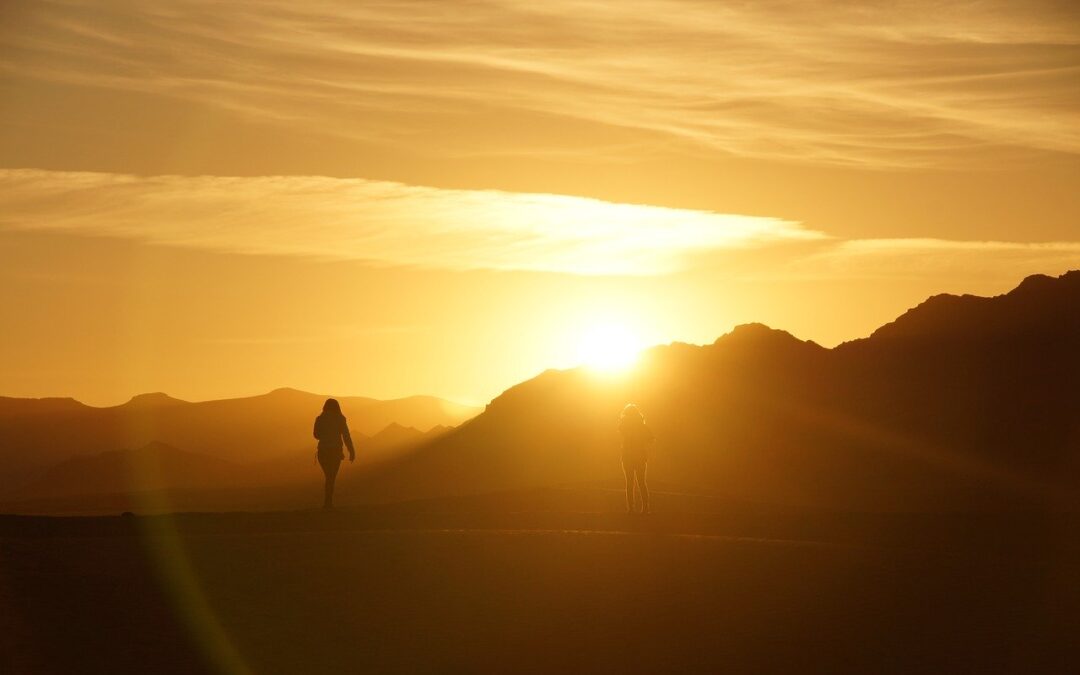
348, 271, 1080, 512
1, 271, 1077, 513
0, 388, 479, 499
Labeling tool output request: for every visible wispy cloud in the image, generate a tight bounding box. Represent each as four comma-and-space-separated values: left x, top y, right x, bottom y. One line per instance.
0, 169, 817, 275
2, 169, 1077, 280
2, 0, 1077, 168
776, 238, 1080, 281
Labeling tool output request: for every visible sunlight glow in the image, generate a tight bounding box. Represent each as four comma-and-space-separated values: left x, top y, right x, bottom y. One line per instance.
0, 170, 814, 277
575, 321, 645, 372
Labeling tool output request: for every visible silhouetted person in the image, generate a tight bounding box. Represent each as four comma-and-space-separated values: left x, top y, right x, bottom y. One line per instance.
619, 404, 654, 514
313, 398, 355, 509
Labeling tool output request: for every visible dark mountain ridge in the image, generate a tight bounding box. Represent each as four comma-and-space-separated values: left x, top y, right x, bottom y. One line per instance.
352, 271, 1080, 512
119, 392, 189, 409
850, 270, 1080, 344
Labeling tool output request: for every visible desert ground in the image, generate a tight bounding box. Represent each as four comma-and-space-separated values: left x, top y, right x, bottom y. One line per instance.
2, 487, 1077, 674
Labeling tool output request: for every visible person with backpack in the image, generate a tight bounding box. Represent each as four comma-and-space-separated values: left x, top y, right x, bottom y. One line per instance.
618, 404, 654, 514
313, 398, 355, 509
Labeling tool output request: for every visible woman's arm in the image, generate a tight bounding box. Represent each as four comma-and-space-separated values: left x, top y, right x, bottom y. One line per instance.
342, 420, 356, 461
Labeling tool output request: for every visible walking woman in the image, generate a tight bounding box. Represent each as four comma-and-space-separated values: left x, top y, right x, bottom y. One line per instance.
313, 398, 355, 509
618, 404, 654, 514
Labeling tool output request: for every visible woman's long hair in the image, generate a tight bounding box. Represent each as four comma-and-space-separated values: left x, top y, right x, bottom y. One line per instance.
322, 398, 343, 417
621, 403, 644, 422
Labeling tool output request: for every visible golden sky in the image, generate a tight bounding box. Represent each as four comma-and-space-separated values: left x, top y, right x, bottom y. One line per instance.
1, 0, 1079, 405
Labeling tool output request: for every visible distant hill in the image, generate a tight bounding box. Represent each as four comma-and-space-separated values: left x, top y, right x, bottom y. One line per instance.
0, 396, 86, 419
14, 442, 243, 500
0, 388, 481, 496
351, 271, 1080, 512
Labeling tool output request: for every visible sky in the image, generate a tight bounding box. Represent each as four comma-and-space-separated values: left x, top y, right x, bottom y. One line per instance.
1, 0, 1079, 406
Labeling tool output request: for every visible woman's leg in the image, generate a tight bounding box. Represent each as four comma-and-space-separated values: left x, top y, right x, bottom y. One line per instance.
320, 457, 341, 508
636, 465, 649, 514
623, 462, 636, 513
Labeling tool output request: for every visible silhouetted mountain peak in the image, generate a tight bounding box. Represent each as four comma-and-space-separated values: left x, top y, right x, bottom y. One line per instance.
859, 269, 1079, 344
371, 422, 423, 442
712, 323, 823, 353
1014, 273, 1055, 292
121, 392, 187, 408
720, 322, 787, 340
264, 387, 316, 399
1011, 270, 1080, 298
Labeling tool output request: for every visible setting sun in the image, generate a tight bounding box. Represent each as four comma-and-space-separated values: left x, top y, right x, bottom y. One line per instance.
1, 2, 1077, 673
575, 322, 645, 371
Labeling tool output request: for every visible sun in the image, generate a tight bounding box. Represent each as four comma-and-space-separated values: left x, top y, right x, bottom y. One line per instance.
575, 321, 644, 372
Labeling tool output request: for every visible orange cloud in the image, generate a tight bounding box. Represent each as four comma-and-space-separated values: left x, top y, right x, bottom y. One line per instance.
0, 169, 817, 275
775, 238, 1080, 281
2, 0, 1077, 168
2, 169, 1077, 282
